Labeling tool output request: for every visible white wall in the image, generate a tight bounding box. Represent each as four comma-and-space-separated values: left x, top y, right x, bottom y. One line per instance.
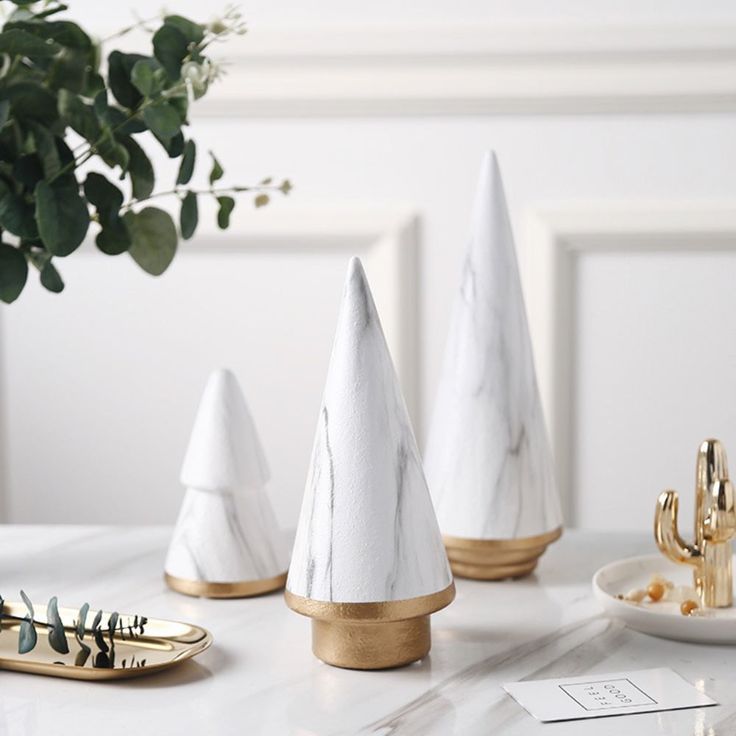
3, 2, 736, 531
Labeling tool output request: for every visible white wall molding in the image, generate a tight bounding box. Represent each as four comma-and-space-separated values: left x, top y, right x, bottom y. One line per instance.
0, 207, 420, 523
96, 206, 420, 421
523, 204, 736, 522
185, 23, 736, 116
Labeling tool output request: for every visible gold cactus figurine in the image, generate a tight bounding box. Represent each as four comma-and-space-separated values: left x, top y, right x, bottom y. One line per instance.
655, 439, 736, 608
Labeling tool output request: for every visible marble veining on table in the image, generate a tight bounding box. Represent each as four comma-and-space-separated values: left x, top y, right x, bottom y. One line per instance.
0, 526, 731, 736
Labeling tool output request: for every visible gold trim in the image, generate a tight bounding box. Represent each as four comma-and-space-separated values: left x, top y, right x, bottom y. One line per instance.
311, 616, 431, 670
285, 583, 455, 669
165, 571, 287, 599
284, 581, 455, 622
444, 527, 562, 581
443, 526, 562, 551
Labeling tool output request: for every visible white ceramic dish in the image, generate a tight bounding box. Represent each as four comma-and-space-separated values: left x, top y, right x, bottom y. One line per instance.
593, 554, 736, 644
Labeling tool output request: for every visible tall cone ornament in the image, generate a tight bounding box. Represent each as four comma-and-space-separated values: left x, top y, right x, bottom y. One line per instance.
425, 152, 563, 581
286, 258, 454, 670
165, 368, 290, 598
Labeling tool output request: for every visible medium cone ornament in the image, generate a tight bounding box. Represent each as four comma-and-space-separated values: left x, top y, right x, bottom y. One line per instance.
165, 368, 289, 598
286, 257, 454, 669
425, 152, 563, 580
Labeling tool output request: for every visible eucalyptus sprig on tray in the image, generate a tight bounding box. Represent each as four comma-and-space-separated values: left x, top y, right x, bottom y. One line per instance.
1, 591, 148, 668
0, 1, 292, 303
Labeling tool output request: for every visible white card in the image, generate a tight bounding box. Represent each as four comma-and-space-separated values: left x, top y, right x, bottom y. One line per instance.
503, 668, 717, 722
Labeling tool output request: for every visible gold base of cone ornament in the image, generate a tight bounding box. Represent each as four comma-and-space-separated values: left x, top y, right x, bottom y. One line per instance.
444, 527, 562, 580
285, 582, 455, 670
164, 571, 287, 599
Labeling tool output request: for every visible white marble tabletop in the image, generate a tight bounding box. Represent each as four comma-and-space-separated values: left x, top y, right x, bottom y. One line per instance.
0, 526, 732, 735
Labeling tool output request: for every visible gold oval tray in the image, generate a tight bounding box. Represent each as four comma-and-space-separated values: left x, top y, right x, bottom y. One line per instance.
0, 602, 212, 680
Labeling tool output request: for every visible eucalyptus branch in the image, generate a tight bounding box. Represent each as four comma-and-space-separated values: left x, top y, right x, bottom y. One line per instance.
99, 13, 161, 44
55, 85, 189, 184
0, 4, 290, 304
32, 4, 69, 20
0, 592, 148, 670
121, 182, 287, 211
0, 611, 134, 637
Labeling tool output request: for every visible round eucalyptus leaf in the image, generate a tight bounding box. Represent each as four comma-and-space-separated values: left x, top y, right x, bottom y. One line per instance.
155, 129, 184, 158
131, 58, 165, 98
180, 190, 197, 240
20, 590, 34, 617
6, 20, 92, 50
120, 137, 155, 199
164, 15, 204, 45
35, 179, 90, 257
18, 619, 37, 654
125, 207, 177, 276
84, 172, 123, 221
58, 88, 101, 143
76, 602, 90, 639
0, 243, 28, 303
208, 151, 223, 185
107, 51, 146, 109
46, 596, 69, 654
7, 82, 58, 125
0, 28, 61, 57
30, 123, 61, 179
96, 127, 129, 171
176, 140, 196, 185
0, 193, 38, 240
96, 218, 131, 255
152, 23, 189, 80
99, 105, 146, 136
12, 154, 43, 189
216, 195, 235, 229
142, 102, 181, 142
40, 260, 64, 293
75, 645, 91, 667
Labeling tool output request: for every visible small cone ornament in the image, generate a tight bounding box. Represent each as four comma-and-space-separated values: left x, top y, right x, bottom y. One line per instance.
286, 258, 454, 670
165, 368, 289, 598
425, 152, 563, 581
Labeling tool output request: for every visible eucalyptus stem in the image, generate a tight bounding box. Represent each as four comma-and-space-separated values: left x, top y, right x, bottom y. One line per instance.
121, 183, 282, 211
55, 86, 188, 184
32, 3, 69, 20
0, 611, 118, 636
99, 14, 161, 44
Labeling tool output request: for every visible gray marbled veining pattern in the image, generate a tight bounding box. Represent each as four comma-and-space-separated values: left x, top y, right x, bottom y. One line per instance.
287, 257, 452, 603
2, 527, 728, 735
165, 368, 289, 583
425, 152, 563, 540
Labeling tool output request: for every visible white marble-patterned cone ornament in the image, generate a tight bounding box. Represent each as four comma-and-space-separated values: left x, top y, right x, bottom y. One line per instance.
424, 152, 563, 581
286, 257, 455, 670
164, 368, 290, 598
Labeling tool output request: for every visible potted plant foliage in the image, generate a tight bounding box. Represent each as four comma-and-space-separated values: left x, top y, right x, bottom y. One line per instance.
0, 1, 290, 303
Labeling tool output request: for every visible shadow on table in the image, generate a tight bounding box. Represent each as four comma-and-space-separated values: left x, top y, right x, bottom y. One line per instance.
115, 643, 232, 689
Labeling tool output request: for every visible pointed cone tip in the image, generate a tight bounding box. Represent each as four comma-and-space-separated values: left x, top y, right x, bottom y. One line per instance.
346, 255, 367, 284
482, 149, 499, 168
341, 255, 378, 322
478, 150, 503, 192
205, 367, 239, 397
180, 367, 271, 492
